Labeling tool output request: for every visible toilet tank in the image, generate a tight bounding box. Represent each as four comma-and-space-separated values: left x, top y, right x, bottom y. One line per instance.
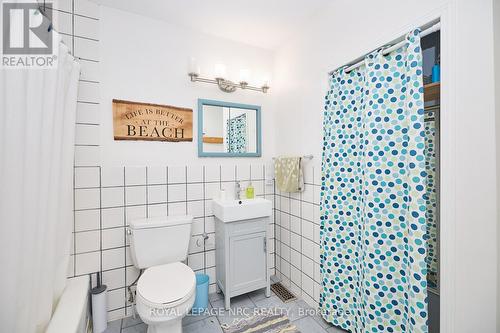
128, 215, 193, 269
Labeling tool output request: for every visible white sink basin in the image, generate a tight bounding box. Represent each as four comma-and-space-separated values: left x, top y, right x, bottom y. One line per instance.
212, 198, 272, 222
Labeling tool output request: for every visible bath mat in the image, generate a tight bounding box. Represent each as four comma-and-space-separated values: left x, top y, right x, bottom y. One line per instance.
221, 313, 300, 333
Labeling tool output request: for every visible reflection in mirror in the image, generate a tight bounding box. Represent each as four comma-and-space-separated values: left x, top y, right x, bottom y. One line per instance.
202, 105, 225, 152
199, 100, 261, 157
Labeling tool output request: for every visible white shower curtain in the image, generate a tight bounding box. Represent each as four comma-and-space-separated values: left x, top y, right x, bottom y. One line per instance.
0, 40, 80, 332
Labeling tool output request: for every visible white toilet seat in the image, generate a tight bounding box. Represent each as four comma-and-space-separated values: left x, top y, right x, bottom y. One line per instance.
135, 262, 196, 332
137, 262, 196, 307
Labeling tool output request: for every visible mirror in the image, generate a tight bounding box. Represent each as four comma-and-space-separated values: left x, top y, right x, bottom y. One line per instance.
198, 99, 261, 157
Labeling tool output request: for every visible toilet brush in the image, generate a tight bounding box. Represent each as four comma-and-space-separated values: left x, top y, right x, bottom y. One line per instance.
91, 272, 107, 333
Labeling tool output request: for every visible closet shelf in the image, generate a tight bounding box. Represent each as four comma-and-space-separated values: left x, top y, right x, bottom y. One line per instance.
424, 82, 440, 102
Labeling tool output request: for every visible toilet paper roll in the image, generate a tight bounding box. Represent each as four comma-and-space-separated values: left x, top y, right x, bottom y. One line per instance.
91, 285, 107, 333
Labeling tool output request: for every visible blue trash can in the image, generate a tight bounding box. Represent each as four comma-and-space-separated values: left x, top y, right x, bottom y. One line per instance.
192, 273, 209, 314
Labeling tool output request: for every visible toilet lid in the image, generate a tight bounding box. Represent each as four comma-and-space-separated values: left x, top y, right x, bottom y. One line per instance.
137, 262, 195, 305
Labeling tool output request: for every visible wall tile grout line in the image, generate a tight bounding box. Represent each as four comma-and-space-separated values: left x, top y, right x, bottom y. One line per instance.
70, 0, 76, 279
72, 153, 77, 277
99, 166, 103, 280
75, 57, 100, 63
76, 100, 100, 105
72, 34, 100, 42
76, 122, 100, 126
73, 163, 278, 319
81, 178, 267, 189
78, 79, 100, 84
122, 166, 128, 315
203, 166, 207, 274
145, 167, 149, 218
73, 12, 100, 21
184, 166, 188, 215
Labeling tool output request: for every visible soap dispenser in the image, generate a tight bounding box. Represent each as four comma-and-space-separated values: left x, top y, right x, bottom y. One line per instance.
246, 182, 255, 199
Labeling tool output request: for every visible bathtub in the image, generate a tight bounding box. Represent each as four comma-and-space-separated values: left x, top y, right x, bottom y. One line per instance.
46, 275, 90, 333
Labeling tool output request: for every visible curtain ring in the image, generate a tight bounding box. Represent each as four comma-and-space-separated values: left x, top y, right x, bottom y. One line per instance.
335, 65, 349, 75
380, 44, 394, 56
381, 44, 393, 52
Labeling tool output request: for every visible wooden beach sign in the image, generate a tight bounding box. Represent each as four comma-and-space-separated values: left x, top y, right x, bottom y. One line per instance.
112, 99, 193, 142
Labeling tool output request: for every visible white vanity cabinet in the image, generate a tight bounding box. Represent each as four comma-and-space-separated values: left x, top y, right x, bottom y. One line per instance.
213, 198, 272, 310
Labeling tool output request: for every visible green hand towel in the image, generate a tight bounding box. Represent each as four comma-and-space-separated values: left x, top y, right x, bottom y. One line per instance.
275, 157, 304, 193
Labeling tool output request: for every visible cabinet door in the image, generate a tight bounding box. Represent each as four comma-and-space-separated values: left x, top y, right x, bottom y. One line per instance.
229, 232, 267, 292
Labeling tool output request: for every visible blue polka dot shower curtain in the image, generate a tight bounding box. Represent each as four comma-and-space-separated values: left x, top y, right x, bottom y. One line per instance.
227, 114, 247, 153
319, 30, 428, 333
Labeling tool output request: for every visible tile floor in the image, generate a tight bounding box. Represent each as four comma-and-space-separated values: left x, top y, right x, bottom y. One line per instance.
104, 289, 347, 333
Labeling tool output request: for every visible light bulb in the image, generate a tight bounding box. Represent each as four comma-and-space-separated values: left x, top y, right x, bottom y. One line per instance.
239, 69, 251, 83
262, 76, 270, 87
214, 63, 227, 78
188, 57, 200, 75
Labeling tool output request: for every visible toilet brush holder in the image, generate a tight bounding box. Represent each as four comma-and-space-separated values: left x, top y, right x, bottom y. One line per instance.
91, 273, 107, 333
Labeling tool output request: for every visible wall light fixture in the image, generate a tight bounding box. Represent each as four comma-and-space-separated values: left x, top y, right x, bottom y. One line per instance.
188, 59, 269, 94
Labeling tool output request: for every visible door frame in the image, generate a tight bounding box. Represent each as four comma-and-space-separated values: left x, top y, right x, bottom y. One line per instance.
321, 4, 459, 331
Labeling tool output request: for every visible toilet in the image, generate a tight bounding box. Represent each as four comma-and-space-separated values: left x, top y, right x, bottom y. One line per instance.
128, 215, 196, 333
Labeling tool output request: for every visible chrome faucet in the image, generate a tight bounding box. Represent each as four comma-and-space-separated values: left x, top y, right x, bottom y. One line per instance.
235, 181, 242, 200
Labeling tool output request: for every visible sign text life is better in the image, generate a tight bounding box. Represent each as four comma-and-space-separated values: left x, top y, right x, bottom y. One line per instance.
112, 99, 193, 142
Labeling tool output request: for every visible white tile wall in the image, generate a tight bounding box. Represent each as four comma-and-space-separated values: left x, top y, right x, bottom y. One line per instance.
79, 59, 100, 82
75, 209, 100, 232
74, 146, 100, 166
70, 164, 276, 321
75, 123, 100, 145
274, 164, 323, 309
147, 166, 167, 185
52, 0, 324, 321
43, 0, 101, 168
39, 0, 100, 166
73, 0, 99, 18
74, 37, 99, 60
52, 11, 73, 34
74, 15, 99, 40
45, 0, 73, 13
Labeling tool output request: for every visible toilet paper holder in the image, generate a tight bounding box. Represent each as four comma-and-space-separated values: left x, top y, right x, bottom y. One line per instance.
196, 232, 209, 247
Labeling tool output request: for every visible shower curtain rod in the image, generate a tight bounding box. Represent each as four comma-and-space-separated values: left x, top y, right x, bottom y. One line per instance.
272, 155, 313, 160
328, 22, 441, 75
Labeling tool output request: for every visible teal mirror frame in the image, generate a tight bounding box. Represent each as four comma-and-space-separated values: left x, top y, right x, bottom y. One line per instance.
198, 99, 262, 157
